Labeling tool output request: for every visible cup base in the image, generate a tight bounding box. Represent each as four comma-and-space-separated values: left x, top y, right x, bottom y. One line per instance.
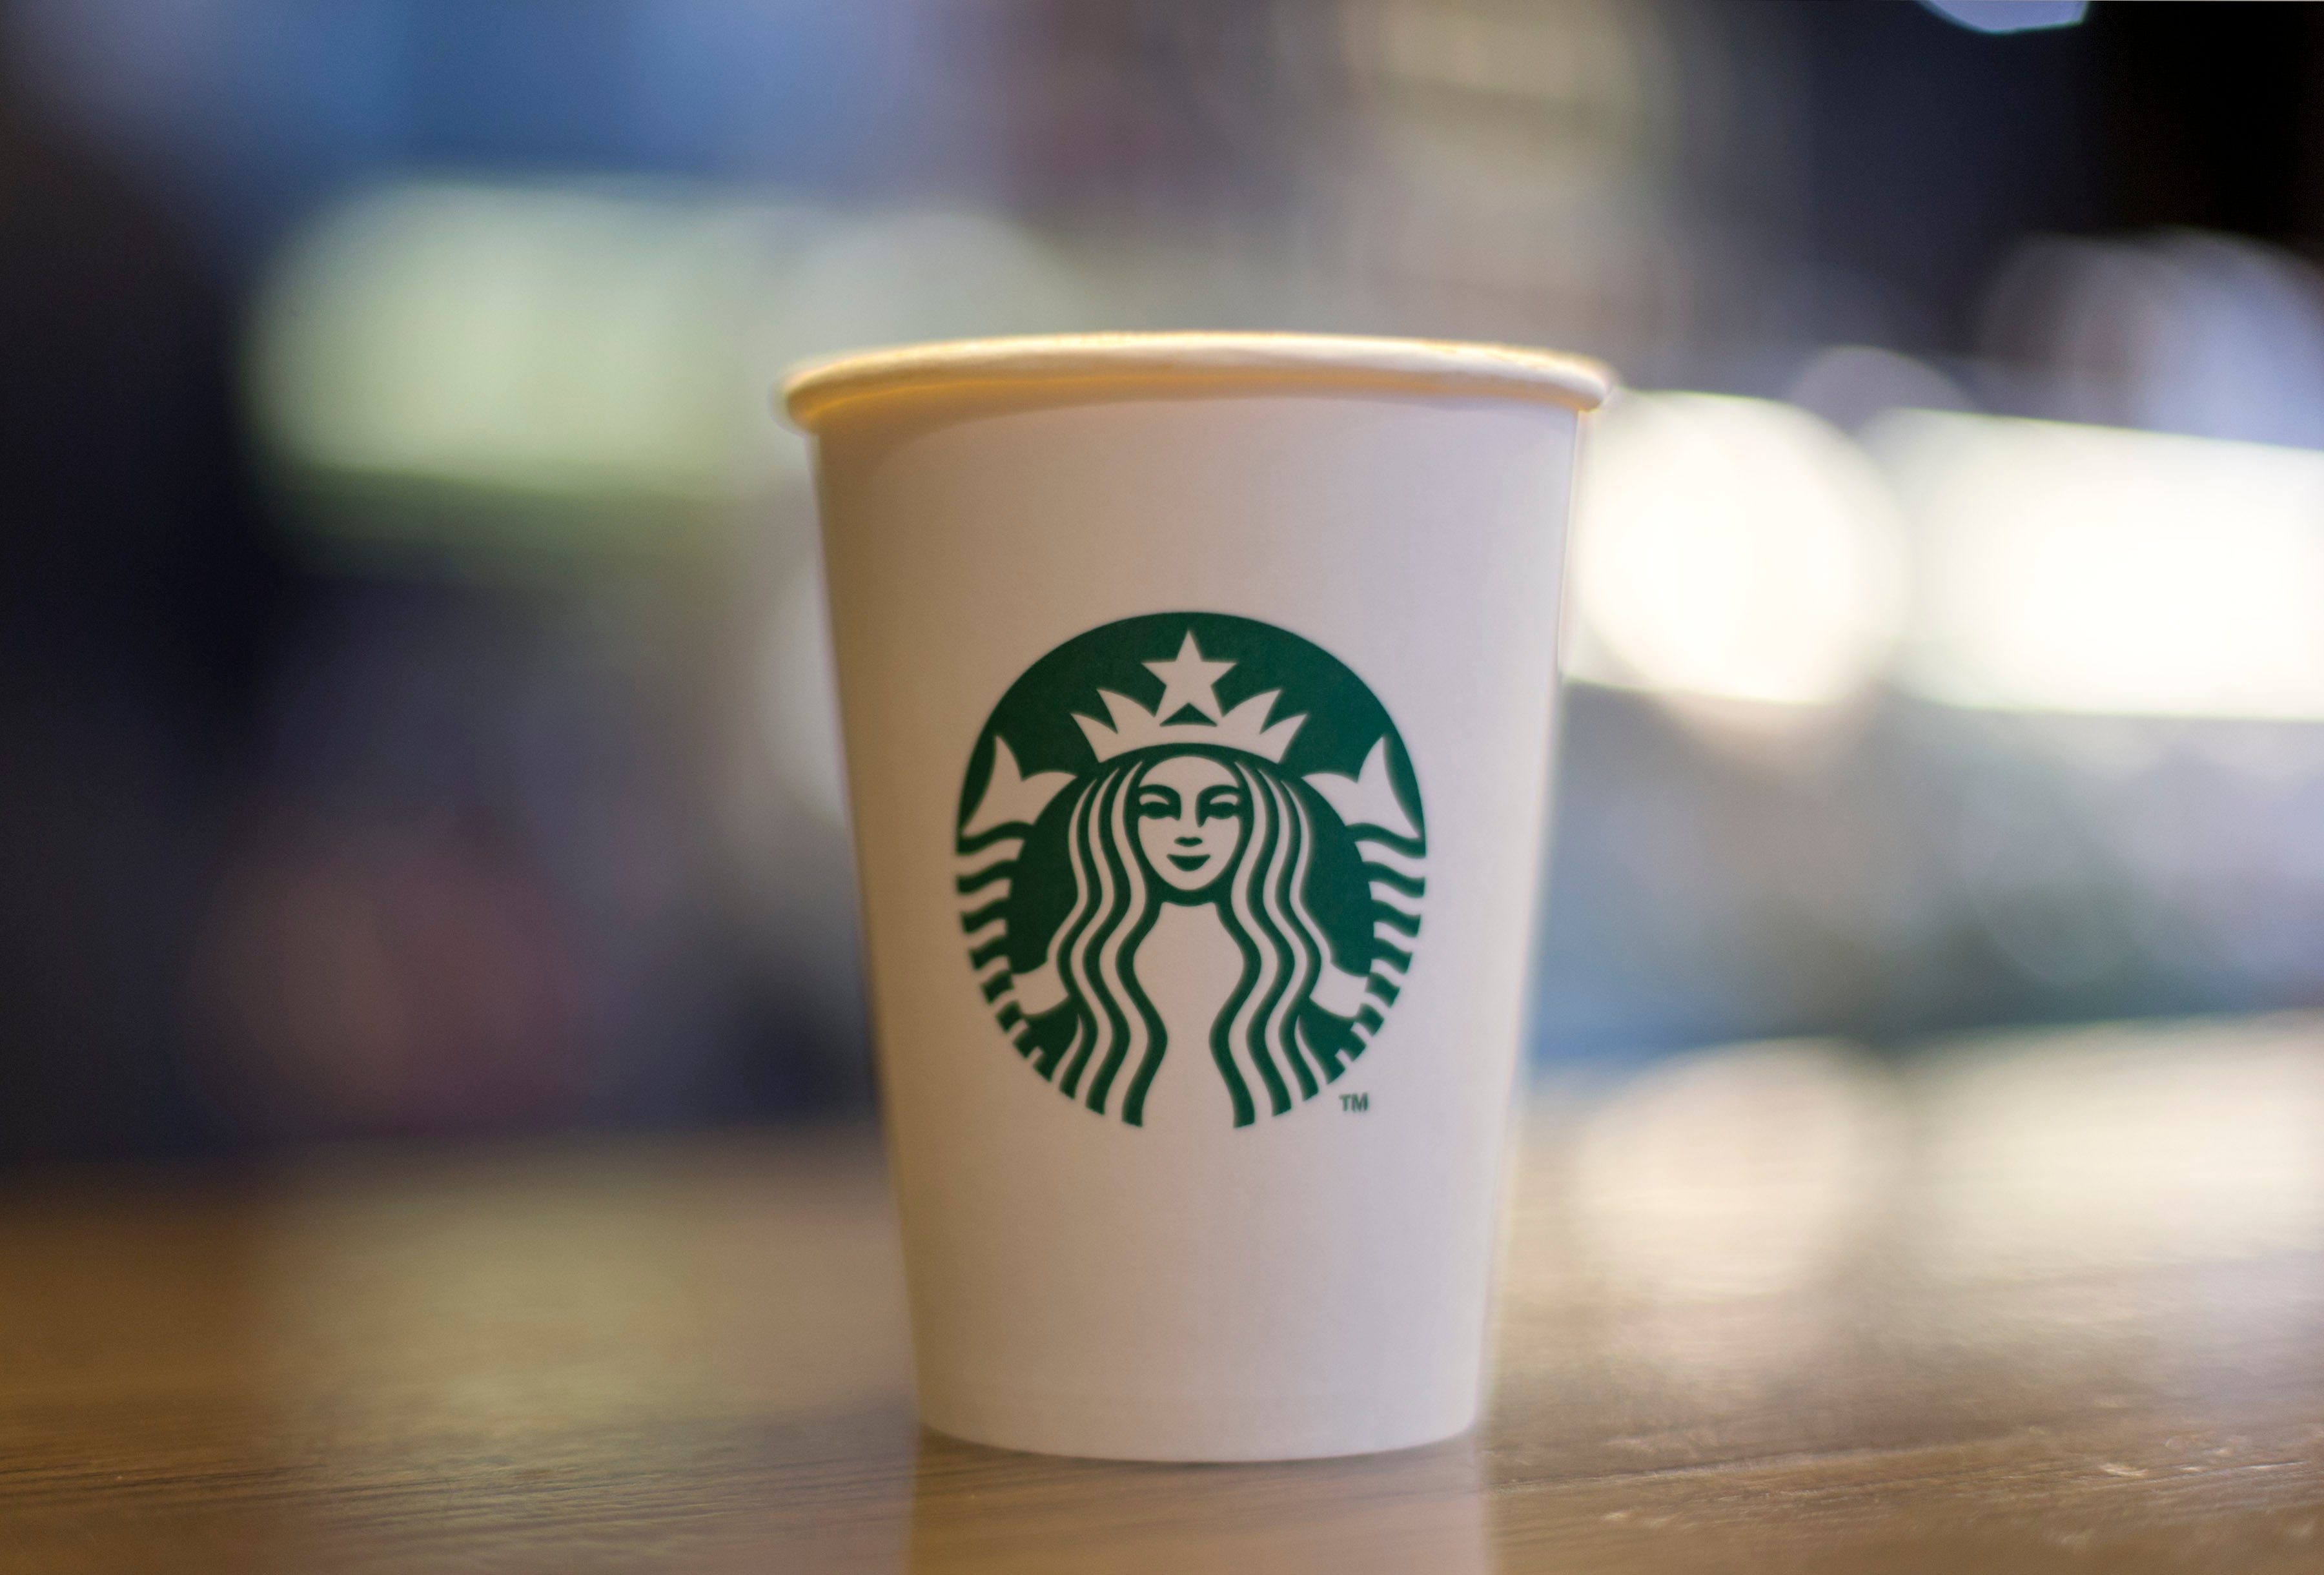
917, 1383, 1480, 1463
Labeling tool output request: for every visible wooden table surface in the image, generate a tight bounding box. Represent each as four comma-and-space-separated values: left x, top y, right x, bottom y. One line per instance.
6, 1016, 2324, 1572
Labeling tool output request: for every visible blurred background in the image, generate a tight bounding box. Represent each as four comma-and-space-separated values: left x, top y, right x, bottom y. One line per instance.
8, 0, 2324, 1162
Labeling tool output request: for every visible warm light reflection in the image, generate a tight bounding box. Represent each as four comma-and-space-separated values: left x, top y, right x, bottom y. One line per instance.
258, 1141, 912, 1432
1870, 411, 2324, 718
907, 1434, 1492, 1575
1568, 393, 1911, 709
1912, 1015, 2324, 1281
1567, 1039, 1902, 1299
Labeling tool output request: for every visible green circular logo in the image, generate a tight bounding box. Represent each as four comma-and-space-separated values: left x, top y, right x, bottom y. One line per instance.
955, 613, 1425, 1129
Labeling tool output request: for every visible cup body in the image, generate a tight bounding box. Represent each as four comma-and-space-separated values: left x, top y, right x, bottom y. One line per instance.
787, 335, 1605, 1461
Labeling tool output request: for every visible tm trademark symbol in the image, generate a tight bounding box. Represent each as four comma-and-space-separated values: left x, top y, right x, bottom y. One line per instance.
1339, 1093, 1369, 1113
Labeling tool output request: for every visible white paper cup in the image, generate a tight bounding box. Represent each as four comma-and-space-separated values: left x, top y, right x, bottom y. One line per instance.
782, 333, 1609, 1461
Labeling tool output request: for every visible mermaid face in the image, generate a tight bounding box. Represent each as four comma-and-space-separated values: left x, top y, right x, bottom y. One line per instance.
1132, 753, 1249, 893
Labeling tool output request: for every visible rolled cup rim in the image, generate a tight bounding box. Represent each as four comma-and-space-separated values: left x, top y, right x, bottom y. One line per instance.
780, 331, 1613, 431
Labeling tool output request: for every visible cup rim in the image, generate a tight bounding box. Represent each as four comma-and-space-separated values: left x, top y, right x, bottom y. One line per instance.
780, 331, 1613, 431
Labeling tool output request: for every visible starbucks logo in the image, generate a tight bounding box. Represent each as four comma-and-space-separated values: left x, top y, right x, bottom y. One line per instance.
955, 613, 1425, 1129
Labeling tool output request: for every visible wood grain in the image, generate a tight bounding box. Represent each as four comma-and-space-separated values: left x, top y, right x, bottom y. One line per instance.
4, 1020, 2322, 1571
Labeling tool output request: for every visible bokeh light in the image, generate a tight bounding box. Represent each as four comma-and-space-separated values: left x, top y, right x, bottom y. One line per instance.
252, 181, 804, 503
1567, 393, 1912, 710
1873, 411, 2324, 718
252, 181, 1097, 517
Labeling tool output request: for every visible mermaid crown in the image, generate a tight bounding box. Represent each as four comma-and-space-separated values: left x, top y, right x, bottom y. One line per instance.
1074, 687, 1306, 764
1072, 632, 1305, 764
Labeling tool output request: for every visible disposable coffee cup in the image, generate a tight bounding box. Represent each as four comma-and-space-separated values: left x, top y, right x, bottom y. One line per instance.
782, 333, 1609, 1461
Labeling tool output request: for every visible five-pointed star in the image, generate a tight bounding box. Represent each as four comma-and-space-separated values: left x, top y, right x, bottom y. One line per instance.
1145, 632, 1236, 723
